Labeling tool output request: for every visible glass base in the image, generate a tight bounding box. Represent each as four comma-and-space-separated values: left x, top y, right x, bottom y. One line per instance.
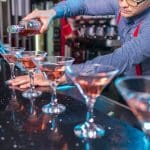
42, 103, 66, 114
142, 122, 150, 137
74, 121, 105, 139
22, 89, 42, 99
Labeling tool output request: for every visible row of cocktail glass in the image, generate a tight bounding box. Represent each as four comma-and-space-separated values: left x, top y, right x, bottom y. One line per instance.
2, 46, 150, 139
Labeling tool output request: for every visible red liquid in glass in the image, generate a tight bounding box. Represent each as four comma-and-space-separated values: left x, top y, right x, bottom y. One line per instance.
3, 54, 17, 64
128, 98, 150, 123
19, 57, 36, 70
19, 29, 40, 37
40, 64, 65, 81
75, 75, 111, 100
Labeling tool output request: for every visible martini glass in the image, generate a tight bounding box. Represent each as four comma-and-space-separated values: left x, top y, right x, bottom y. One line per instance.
32, 56, 75, 114
2, 47, 25, 79
2, 47, 25, 110
115, 76, 150, 136
18, 50, 47, 99
66, 64, 118, 139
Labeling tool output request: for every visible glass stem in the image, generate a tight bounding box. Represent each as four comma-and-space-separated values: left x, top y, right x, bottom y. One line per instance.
51, 117, 56, 131
29, 71, 34, 91
30, 99, 36, 116
9, 63, 15, 79
50, 82, 57, 106
85, 139, 92, 150
11, 87, 17, 101
86, 99, 95, 123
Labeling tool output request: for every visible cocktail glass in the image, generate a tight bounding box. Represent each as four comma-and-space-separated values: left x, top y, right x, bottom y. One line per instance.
2, 47, 25, 79
18, 50, 47, 99
115, 76, 150, 136
66, 64, 118, 139
2, 47, 25, 110
32, 56, 74, 114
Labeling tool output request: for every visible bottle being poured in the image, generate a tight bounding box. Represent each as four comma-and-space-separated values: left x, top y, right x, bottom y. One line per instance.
7, 19, 42, 36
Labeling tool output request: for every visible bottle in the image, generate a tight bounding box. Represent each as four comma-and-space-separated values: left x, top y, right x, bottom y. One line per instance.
7, 19, 41, 36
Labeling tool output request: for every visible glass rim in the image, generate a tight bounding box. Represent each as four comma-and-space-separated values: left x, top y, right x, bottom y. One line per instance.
47, 55, 75, 59
32, 55, 75, 66
11, 47, 25, 50
21, 50, 47, 55
86, 63, 119, 73
115, 76, 150, 95
41, 55, 75, 62
68, 63, 119, 76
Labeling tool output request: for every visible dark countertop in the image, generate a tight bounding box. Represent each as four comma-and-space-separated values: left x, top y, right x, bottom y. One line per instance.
0, 83, 150, 150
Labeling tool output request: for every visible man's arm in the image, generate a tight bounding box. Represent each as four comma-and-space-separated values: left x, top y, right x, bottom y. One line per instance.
22, 0, 118, 33
72, 21, 150, 75
54, 0, 119, 18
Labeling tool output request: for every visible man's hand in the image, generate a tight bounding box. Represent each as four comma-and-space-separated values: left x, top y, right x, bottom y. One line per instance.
23, 9, 56, 33
7, 73, 67, 89
8, 73, 49, 89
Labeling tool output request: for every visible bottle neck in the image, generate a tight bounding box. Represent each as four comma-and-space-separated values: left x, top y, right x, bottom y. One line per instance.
7, 25, 25, 33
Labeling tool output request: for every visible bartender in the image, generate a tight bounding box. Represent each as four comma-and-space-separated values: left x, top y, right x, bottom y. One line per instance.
8, 0, 150, 88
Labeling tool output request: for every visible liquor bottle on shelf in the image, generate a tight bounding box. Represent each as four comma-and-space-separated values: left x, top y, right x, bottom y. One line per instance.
7, 19, 41, 36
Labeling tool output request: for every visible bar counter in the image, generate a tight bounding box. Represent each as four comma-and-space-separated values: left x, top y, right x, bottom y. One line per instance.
0, 81, 149, 150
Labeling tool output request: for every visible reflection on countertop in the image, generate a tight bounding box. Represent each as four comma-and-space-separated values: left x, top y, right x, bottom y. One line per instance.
0, 83, 149, 150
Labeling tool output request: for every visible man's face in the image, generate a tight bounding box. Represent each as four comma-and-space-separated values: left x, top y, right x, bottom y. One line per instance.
119, 0, 150, 18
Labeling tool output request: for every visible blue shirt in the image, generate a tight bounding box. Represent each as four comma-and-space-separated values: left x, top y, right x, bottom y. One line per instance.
54, 0, 150, 75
